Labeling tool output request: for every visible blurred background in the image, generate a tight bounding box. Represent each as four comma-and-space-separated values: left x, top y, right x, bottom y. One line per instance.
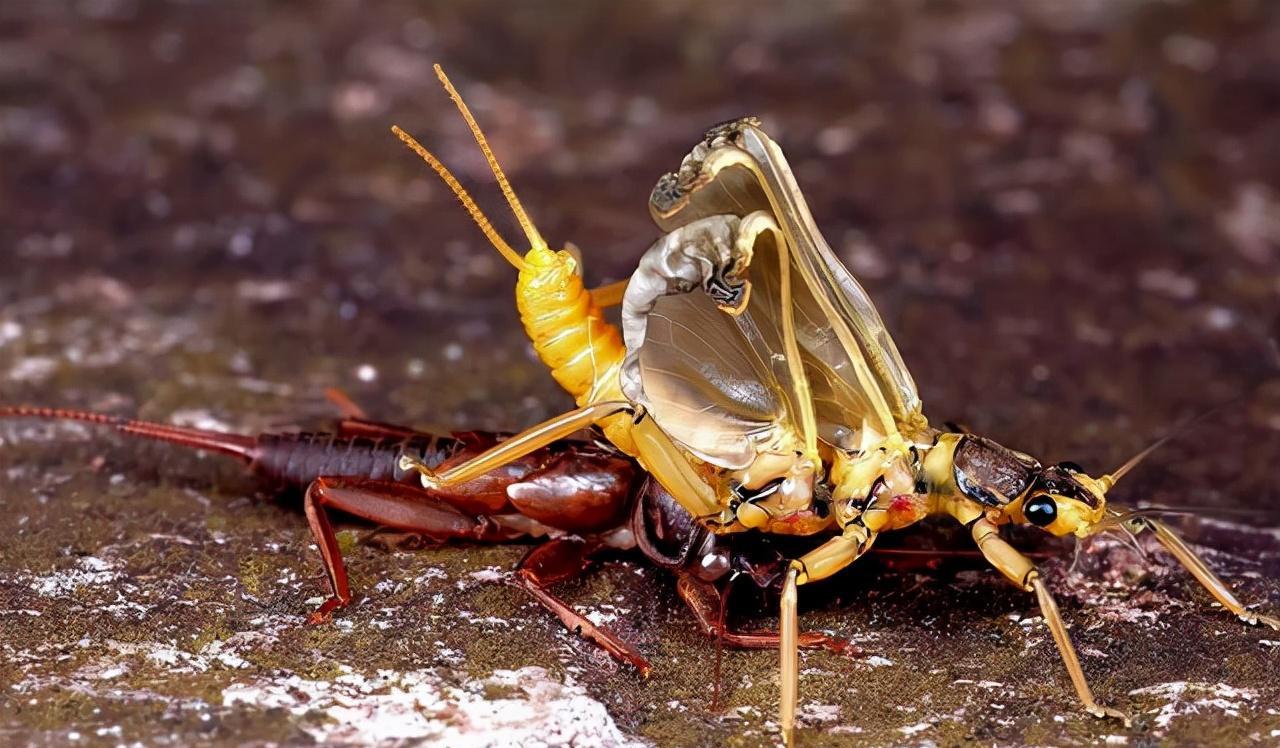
2, 1, 1279, 746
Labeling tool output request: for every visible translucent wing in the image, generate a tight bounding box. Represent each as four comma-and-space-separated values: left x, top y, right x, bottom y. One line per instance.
737, 125, 922, 426
622, 120, 924, 471
620, 216, 810, 470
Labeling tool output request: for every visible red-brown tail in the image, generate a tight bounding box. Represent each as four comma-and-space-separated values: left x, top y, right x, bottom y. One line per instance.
0, 406, 259, 462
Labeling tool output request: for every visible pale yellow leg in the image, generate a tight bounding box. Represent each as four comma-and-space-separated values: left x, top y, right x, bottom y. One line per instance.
1142, 518, 1280, 630
793, 522, 876, 585
587, 279, 629, 308
778, 523, 876, 746
779, 566, 799, 747
397, 400, 633, 489
630, 416, 723, 518
970, 518, 1130, 725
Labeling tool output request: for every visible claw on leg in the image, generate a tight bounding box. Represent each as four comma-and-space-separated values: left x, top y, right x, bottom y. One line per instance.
1239, 612, 1280, 631
306, 596, 347, 626
1140, 517, 1280, 633
1032, 576, 1132, 727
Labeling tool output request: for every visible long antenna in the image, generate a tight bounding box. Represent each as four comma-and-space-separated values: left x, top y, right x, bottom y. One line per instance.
433, 64, 547, 252
1104, 435, 1171, 486
1101, 402, 1233, 489
390, 125, 527, 271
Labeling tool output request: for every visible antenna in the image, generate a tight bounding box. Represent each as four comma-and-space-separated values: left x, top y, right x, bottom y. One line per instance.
433, 64, 547, 252
390, 125, 527, 271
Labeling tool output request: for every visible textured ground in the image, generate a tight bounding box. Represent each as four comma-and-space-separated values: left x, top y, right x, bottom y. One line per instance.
2, 1, 1280, 746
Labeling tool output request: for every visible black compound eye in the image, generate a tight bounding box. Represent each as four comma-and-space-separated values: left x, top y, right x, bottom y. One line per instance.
1057, 461, 1085, 474
1024, 495, 1058, 527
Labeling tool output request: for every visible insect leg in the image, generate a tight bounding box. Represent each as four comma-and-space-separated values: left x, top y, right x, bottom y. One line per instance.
398, 400, 633, 489
675, 574, 856, 653
779, 522, 877, 745
302, 477, 516, 623
780, 566, 799, 746
969, 518, 1131, 724
323, 386, 369, 419
515, 538, 652, 676
1138, 517, 1280, 630
587, 279, 629, 308
334, 417, 434, 440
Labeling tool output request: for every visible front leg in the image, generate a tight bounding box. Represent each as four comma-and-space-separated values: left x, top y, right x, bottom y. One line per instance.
398, 400, 633, 489
970, 518, 1131, 725
1134, 516, 1280, 630
778, 522, 877, 745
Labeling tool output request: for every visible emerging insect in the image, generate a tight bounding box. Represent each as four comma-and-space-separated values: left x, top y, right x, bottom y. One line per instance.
386, 67, 1280, 743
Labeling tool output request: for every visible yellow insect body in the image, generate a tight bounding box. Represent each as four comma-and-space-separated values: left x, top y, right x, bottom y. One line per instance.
391, 71, 1280, 748
392, 65, 722, 520
515, 247, 634, 453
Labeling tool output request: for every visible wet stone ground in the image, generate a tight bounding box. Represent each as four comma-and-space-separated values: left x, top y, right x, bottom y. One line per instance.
3, 1, 1280, 746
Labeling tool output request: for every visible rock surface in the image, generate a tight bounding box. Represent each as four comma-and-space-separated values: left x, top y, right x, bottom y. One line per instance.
2, 1, 1279, 746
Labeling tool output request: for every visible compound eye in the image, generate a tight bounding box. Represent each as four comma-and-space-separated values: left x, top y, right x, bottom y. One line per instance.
1057, 461, 1084, 474
1024, 494, 1058, 527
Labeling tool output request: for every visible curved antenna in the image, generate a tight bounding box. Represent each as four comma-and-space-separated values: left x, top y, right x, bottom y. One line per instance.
390, 125, 527, 271
1100, 402, 1234, 490
433, 64, 547, 252
1103, 434, 1174, 487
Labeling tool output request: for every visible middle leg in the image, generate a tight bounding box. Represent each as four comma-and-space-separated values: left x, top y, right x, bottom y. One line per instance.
516, 538, 652, 675
675, 574, 857, 654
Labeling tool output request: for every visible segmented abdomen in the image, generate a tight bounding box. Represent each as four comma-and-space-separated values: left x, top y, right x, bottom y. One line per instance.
251, 432, 460, 487
516, 251, 635, 455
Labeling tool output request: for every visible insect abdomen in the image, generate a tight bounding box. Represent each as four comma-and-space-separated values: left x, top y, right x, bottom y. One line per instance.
516, 248, 635, 454
251, 433, 460, 486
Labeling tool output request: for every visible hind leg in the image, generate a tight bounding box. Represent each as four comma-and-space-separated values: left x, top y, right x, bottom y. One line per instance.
516, 538, 652, 675
398, 401, 634, 489
675, 574, 857, 654
324, 386, 453, 441
302, 477, 519, 623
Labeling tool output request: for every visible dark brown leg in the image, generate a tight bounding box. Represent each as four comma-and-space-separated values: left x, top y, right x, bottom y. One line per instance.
324, 386, 453, 440
324, 387, 369, 419
676, 574, 859, 655
516, 539, 653, 676
335, 417, 439, 440
303, 476, 519, 623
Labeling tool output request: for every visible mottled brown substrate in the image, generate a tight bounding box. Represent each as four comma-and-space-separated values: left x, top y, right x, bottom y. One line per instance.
2, 1, 1279, 745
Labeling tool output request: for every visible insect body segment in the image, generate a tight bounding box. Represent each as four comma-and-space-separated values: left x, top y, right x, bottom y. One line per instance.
393, 66, 631, 455
392, 67, 724, 521
516, 246, 633, 452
